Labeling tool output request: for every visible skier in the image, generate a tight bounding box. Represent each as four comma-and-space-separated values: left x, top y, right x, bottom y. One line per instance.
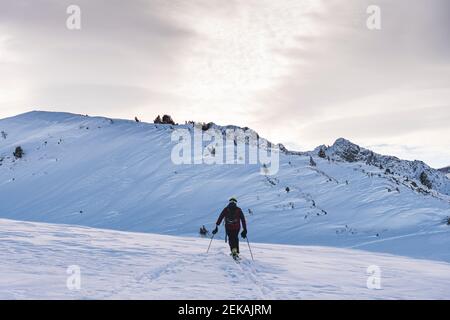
212, 197, 247, 259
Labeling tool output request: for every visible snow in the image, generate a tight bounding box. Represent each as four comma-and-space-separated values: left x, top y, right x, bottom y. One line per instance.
0, 111, 449, 264
311, 138, 450, 195
1, 111, 450, 299
1, 218, 450, 299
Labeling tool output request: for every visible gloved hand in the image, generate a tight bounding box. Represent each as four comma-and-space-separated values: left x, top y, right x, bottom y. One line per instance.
241, 229, 247, 239
212, 226, 218, 235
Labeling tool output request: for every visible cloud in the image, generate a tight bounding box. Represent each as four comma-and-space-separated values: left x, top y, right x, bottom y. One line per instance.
0, 0, 448, 167
0, 0, 197, 117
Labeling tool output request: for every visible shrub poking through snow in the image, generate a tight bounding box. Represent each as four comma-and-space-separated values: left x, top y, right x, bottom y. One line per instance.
309, 156, 317, 167
201, 122, 213, 131
154, 114, 175, 125
419, 171, 432, 189
13, 146, 24, 159
162, 115, 175, 125
199, 225, 208, 236
154, 115, 162, 124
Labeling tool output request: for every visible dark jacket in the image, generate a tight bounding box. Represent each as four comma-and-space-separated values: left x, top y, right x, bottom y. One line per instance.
216, 203, 247, 231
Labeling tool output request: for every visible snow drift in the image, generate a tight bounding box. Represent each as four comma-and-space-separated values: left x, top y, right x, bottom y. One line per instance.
2, 218, 450, 299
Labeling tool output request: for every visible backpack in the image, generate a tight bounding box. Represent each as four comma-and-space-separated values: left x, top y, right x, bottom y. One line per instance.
225, 207, 239, 226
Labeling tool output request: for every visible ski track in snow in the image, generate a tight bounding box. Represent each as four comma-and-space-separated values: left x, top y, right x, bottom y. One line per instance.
1, 219, 450, 299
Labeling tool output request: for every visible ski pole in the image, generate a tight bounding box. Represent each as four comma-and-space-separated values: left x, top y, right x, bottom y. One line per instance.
246, 237, 254, 261
206, 233, 215, 254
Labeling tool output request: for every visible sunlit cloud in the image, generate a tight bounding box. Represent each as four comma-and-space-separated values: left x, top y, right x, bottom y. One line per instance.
0, 0, 448, 167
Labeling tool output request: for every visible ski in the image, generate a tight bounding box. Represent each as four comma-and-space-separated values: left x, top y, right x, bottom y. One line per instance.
230, 253, 241, 263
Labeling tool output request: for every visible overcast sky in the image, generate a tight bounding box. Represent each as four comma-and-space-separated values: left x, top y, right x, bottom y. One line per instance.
0, 0, 449, 168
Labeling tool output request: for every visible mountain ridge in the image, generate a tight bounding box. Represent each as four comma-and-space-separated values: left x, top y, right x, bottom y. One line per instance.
6, 110, 449, 195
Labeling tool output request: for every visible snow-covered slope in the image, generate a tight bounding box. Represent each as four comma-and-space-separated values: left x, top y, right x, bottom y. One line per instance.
439, 166, 450, 179
439, 166, 450, 172
0, 111, 449, 262
2, 218, 450, 300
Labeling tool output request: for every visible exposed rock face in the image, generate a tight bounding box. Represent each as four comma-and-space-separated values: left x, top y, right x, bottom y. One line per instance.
307, 138, 450, 196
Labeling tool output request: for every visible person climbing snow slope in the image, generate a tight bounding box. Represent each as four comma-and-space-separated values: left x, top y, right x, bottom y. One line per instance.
212, 197, 247, 259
